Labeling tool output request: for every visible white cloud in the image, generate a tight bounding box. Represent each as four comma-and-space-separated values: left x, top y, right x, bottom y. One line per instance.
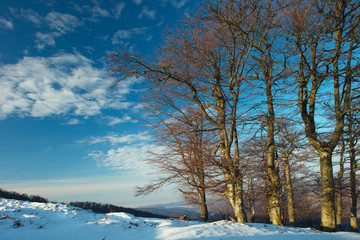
32, 12, 82, 49
35, 32, 60, 49
138, 6, 156, 19
87, 132, 152, 145
90, 6, 110, 18
66, 118, 81, 125
90, 145, 154, 172
72, 3, 110, 21
111, 27, 147, 44
106, 115, 136, 125
113, 2, 126, 19
86, 132, 165, 174
0, 17, 14, 30
132, 0, 143, 5
162, 0, 189, 9
20, 8, 42, 26
44, 12, 82, 33
0, 53, 135, 119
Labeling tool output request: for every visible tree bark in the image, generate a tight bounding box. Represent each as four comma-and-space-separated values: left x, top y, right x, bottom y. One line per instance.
248, 178, 256, 223
284, 159, 295, 226
336, 139, 345, 231
319, 150, 336, 232
225, 174, 247, 222
349, 148, 358, 232
198, 186, 209, 222
266, 74, 282, 226
349, 120, 359, 232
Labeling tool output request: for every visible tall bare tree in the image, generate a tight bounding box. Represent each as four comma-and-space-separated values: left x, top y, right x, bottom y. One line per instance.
135, 107, 218, 221
109, 8, 254, 222
276, 120, 307, 226
284, 0, 360, 231
346, 101, 360, 231
207, 0, 291, 225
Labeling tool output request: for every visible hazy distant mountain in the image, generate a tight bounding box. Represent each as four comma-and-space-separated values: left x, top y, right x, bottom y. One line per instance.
136, 201, 201, 220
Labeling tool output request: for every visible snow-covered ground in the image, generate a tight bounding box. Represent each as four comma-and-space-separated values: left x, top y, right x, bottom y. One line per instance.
1, 198, 359, 240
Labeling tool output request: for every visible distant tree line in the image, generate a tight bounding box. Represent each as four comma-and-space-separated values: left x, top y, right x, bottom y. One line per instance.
69, 201, 168, 219
0, 188, 48, 203
108, 0, 360, 232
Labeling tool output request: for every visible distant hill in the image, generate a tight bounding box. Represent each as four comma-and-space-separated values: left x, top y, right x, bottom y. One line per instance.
69, 201, 168, 219
0, 188, 167, 219
0, 188, 48, 203
136, 201, 201, 220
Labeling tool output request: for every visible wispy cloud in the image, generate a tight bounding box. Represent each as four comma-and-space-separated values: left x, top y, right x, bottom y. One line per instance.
19, 8, 43, 26
138, 6, 156, 19
0, 53, 135, 119
89, 144, 156, 172
66, 118, 81, 125
87, 132, 152, 145
35, 32, 60, 49
0, 17, 14, 30
44, 12, 82, 33
71, 2, 110, 21
111, 27, 148, 44
85, 132, 164, 174
105, 116, 136, 125
113, 2, 126, 19
15, 10, 82, 49
90, 5, 111, 18
132, 0, 143, 5
162, 0, 189, 9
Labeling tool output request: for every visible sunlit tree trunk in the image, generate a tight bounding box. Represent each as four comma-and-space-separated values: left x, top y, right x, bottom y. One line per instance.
318, 150, 336, 231
224, 173, 247, 222
286, 0, 356, 231
266, 84, 282, 226
248, 178, 256, 223
284, 158, 295, 226
348, 115, 359, 232
336, 139, 345, 231
198, 185, 208, 222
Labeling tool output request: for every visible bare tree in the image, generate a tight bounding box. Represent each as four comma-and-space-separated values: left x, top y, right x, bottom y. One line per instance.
276, 120, 308, 226
206, 0, 290, 225
135, 108, 219, 221
108, 0, 360, 228
346, 100, 360, 231
283, 0, 360, 231
109, 9, 254, 221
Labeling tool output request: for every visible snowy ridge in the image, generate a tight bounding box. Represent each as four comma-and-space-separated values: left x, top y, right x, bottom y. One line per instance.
1, 198, 359, 240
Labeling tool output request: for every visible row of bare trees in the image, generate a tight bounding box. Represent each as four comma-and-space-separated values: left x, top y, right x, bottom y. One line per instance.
108, 0, 360, 232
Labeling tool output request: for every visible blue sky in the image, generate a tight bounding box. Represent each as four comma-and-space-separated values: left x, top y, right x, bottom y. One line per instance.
0, 0, 195, 207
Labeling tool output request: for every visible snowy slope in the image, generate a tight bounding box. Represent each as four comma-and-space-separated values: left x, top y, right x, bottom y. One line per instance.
1, 198, 359, 240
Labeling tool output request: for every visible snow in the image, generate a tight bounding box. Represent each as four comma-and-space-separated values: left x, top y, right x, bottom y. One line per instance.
1, 198, 359, 240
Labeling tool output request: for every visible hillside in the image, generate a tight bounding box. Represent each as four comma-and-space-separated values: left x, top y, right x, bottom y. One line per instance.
1, 198, 359, 240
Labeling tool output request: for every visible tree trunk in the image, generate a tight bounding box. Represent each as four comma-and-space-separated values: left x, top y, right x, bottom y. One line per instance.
336, 179, 343, 231
284, 159, 295, 226
198, 186, 209, 222
349, 132, 358, 232
267, 166, 282, 226
266, 78, 283, 226
267, 141, 282, 225
319, 150, 336, 232
249, 200, 255, 223
248, 179, 256, 223
336, 140, 345, 231
225, 174, 247, 222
